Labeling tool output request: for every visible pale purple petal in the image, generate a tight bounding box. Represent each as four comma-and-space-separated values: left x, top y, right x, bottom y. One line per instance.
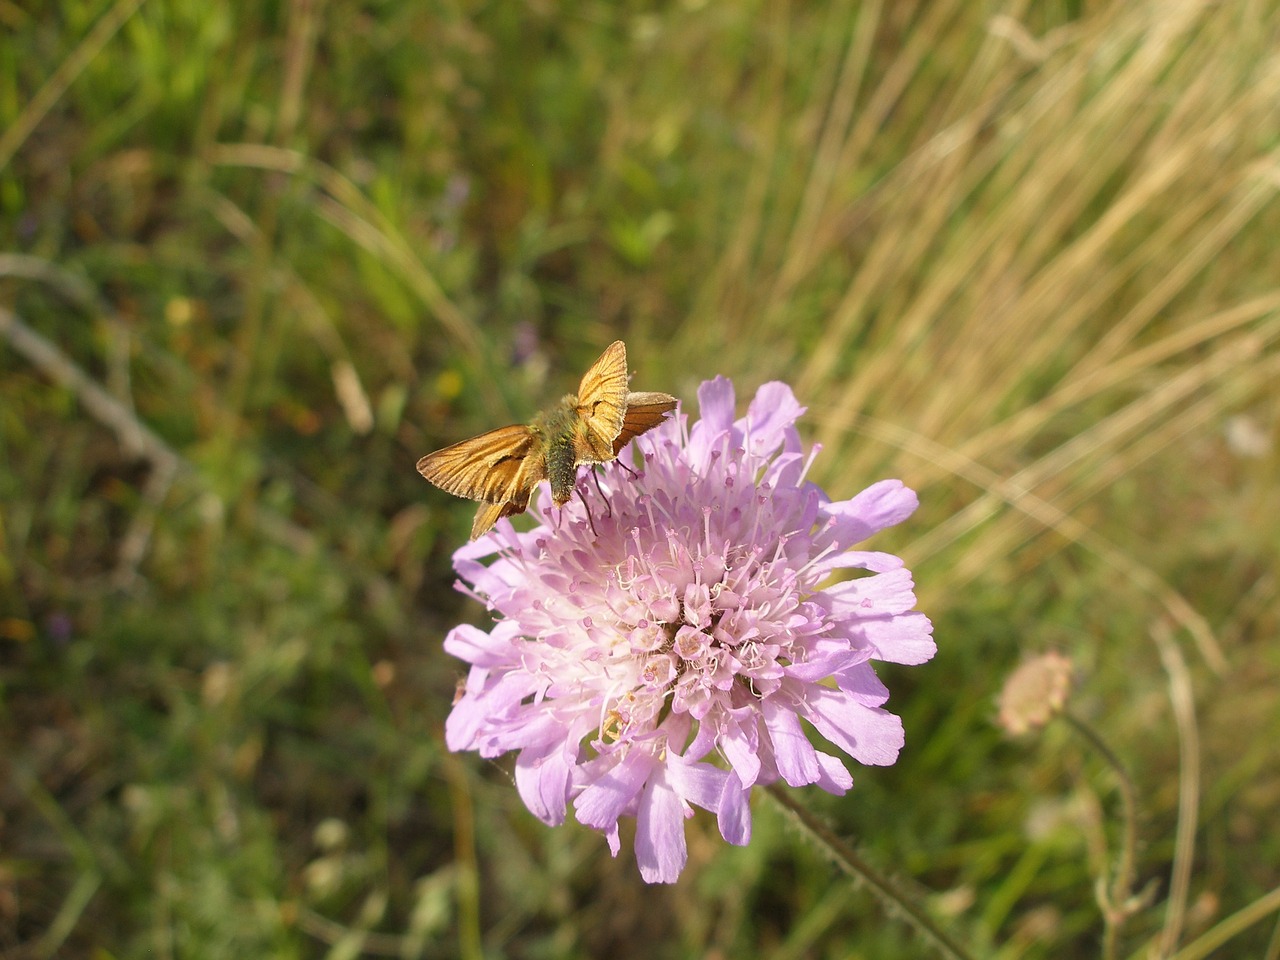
783, 646, 871, 683
810, 550, 906, 575
445, 670, 535, 752
443, 694, 489, 752
696, 376, 737, 436
822, 568, 919, 617
762, 697, 822, 786
803, 687, 905, 766
665, 755, 731, 812
716, 707, 762, 786
716, 777, 752, 846
855, 612, 937, 665
442, 622, 520, 667
575, 749, 657, 831
814, 751, 854, 794
745, 382, 806, 456
834, 662, 892, 706
762, 452, 809, 494
823, 479, 919, 544
635, 768, 688, 884
515, 743, 573, 825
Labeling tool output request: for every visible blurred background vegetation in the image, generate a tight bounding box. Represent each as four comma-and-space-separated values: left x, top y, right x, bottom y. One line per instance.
2, 0, 1278, 957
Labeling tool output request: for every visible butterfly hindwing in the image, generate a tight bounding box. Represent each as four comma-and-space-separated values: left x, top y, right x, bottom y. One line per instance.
469, 495, 531, 539
612, 391, 679, 455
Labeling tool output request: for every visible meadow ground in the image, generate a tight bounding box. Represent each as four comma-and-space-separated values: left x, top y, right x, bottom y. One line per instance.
2, 1, 1279, 957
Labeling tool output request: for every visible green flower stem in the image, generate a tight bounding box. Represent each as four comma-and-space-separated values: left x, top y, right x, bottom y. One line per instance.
764, 784, 978, 960
1063, 710, 1139, 960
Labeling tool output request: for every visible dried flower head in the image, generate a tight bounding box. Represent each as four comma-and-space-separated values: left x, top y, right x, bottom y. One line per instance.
997, 651, 1075, 736
444, 377, 935, 882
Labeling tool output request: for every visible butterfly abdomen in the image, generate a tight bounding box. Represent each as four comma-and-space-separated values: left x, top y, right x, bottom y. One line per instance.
546, 438, 579, 505
535, 398, 583, 505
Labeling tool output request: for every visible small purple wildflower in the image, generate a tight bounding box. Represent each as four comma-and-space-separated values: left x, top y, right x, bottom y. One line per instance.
444, 377, 935, 883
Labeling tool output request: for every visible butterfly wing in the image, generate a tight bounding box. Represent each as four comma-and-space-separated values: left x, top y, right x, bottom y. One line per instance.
573, 340, 630, 462
612, 391, 678, 455
417, 424, 546, 504
469, 494, 531, 539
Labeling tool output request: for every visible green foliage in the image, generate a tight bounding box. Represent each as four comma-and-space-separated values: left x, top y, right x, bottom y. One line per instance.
3, 0, 1279, 957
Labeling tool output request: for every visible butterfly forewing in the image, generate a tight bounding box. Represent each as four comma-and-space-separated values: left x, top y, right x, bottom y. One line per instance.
416, 424, 544, 503
573, 340, 630, 461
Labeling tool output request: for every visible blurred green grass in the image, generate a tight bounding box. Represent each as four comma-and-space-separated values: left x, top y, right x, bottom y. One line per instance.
2, 0, 1279, 957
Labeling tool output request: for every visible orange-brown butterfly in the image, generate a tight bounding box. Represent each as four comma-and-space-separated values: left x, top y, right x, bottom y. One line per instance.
417, 340, 677, 539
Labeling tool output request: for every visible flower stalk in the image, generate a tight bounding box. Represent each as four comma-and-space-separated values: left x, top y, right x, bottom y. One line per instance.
765, 785, 977, 960
1063, 711, 1140, 960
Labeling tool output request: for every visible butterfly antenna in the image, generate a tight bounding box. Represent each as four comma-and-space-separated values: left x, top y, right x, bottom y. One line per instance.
589, 467, 613, 518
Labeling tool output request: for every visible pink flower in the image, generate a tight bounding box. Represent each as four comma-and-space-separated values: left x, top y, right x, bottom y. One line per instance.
444, 377, 934, 883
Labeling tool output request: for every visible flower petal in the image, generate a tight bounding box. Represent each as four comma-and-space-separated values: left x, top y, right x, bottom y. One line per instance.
855, 611, 937, 665
820, 479, 919, 546
635, 767, 688, 884
811, 550, 906, 576
802, 686, 905, 766
696, 376, 736, 435
716, 706, 762, 787
716, 776, 753, 846
575, 749, 657, 831
442, 621, 520, 667
814, 750, 854, 794
515, 742, 574, 825
821, 568, 919, 617
762, 697, 822, 787
833, 661, 891, 706
745, 382, 806, 457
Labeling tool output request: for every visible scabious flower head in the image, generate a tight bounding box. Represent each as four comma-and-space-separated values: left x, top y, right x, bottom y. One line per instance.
444, 377, 935, 883
996, 651, 1075, 735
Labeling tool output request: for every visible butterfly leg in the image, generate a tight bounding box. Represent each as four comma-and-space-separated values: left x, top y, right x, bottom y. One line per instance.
588, 467, 613, 518
576, 485, 600, 537
615, 454, 639, 480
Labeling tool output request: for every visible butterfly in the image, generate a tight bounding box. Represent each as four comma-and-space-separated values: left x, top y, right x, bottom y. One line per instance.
417, 340, 678, 539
